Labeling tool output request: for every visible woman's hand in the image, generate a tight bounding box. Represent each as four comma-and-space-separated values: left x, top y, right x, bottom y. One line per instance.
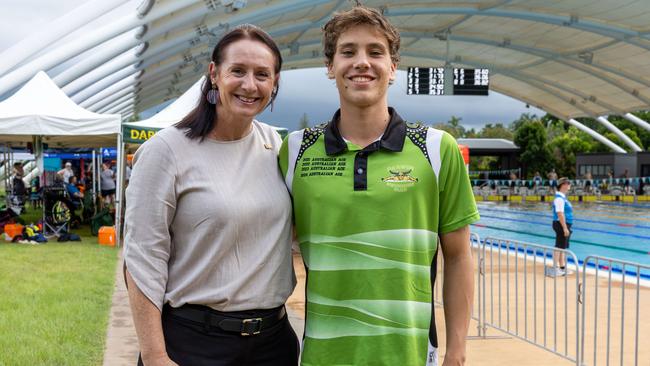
563, 227, 570, 237
142, 354, 178, 366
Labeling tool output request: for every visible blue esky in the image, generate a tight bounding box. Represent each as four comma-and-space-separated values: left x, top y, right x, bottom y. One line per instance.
0, 0, 544, 131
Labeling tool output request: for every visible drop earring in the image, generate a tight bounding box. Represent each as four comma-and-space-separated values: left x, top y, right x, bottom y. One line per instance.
207, 81, 219, 104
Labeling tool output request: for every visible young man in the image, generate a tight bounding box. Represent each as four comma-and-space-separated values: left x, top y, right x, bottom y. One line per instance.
280, 6, 479, 366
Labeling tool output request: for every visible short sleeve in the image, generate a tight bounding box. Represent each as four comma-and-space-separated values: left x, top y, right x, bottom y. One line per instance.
437, 132, 480, 234
279, 136, 289, 178
123, 135, 178, 311
554, 198, 565, 212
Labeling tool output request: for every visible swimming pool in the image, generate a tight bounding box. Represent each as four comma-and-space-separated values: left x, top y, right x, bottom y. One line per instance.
471, 201, 650, 276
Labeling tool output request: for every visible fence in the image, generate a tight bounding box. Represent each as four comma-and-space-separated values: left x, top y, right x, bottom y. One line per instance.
435, 234, 649, 365
580, 256, 650, 366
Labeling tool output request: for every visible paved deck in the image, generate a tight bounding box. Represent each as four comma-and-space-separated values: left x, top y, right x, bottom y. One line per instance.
102, 250, 648, 365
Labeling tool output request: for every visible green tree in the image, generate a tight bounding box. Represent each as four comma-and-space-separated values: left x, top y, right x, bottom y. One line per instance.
298, 113, 310, 129
548, 126, 596, 177
433, 115, 467, 138
126, 114, 141, 122
514, 119, 554, 178
477, 123, 513, 140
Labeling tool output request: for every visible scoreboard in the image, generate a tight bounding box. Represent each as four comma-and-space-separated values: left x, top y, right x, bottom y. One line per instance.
407, 67, 489, 96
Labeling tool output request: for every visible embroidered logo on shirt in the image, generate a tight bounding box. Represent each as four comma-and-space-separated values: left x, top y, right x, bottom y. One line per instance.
381, 166, 418, 192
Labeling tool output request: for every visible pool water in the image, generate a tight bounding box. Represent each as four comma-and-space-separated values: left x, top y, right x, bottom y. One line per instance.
471, 201, 650, 276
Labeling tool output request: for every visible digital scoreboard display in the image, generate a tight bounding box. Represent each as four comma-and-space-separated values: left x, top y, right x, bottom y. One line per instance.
407, 67, 489, 96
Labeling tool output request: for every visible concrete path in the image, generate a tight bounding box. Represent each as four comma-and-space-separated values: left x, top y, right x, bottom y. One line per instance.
102, 250, 139, 366
104, 251, 645, 366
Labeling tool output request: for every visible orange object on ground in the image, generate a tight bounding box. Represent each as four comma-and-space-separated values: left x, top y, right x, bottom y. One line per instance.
4, 223, 24, 239
98, 226, 116, 246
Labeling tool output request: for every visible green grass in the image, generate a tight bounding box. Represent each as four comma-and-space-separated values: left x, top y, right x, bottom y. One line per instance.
0, 207, 118, 366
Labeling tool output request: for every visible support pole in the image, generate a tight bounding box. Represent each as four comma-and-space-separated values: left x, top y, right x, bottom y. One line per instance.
567, 119, 626, 153
596, 116, 642, 152
115, 133, 124, 247
623, 113, 650, 134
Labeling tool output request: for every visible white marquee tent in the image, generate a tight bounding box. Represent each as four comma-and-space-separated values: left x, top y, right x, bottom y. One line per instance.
0, 70, 124, 238
0, 71, 121, 147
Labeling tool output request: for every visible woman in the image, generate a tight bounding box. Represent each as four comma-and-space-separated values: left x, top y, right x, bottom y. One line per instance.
100, 162, 116, 206
123, 24, 298, 366
551, 177, 573, 276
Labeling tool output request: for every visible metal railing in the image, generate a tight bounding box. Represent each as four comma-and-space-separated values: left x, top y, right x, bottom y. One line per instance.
434, 233, 649, 365
580, 256, 650, 366
480, 237, 581, 365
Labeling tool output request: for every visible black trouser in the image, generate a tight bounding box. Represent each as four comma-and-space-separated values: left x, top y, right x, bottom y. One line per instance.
552, 221, 572, 249
138, 305, 299, 366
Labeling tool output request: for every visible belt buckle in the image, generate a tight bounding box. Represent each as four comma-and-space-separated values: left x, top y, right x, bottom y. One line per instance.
241, 317, 263, 336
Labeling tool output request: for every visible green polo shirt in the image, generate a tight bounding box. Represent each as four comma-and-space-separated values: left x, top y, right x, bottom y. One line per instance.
279, 108, 479, 366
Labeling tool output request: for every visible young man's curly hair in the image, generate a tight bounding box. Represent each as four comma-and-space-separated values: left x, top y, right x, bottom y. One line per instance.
322, 6, 401, 66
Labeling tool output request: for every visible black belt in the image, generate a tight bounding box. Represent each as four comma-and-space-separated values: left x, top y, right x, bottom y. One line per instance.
164, 304, 286, 336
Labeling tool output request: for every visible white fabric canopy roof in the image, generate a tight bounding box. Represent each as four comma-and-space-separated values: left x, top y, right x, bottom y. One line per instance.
0, 71, 121, 147
125, 76, 203, 129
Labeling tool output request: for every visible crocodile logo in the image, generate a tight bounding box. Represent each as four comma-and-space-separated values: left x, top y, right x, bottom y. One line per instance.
381, 167, 418, 192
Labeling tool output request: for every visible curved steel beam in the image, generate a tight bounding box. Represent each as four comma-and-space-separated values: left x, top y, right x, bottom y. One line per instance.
383, 6, 650, 50
72, 64, 140, 104
0, 0, 198, 96
97, 92, 134, 114
401, 31, 650, 90
53, 27, 145, 87
80, 74, 139, 108
87, 86, 135, 112
0, 0, 131, 76
63, 46, 143, 96
105, 99, 134, 115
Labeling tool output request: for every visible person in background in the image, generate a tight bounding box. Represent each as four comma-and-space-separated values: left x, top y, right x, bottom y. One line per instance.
124, 24, 298, 366
125, 159, 132, 186
583, 170, 593, 193
100, 162, 116, 206
58, 161, 74, 184
66, 176, 84, 200
551, 177, 573, 276
533, 171, 542, 188
547, 168, 558, 192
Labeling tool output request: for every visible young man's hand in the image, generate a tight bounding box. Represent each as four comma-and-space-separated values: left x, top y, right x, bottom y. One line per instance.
442, 353, 466, 366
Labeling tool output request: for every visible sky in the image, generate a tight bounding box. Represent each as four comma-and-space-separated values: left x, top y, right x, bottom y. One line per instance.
0, 0, 544, 132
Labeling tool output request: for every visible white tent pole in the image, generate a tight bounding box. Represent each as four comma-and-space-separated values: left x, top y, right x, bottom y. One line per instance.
623, 113, 650, 133
596, 116, 642, 152
92, 150, 98, 214
115, 133, 124, 247
0, 0, 131, 77
567, 119, 626, 153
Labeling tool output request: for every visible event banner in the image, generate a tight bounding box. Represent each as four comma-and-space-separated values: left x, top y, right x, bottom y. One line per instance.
123, 125, 159, 144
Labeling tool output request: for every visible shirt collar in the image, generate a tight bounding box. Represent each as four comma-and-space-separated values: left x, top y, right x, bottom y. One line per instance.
556, 191, 566, 198
324, 107, 406, 155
